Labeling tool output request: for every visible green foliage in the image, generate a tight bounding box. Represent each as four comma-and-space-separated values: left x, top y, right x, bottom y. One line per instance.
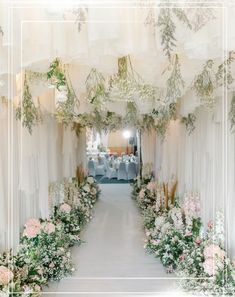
172, 8, 192, 30
15, 76, 41, 134
47, 58, 66, 90
181, 113, 197, 135
215, 51, 235, 87
85, 68, 108, 108
165, 54, 184, 104
193, 59, 215, 108
229, 94, 235, 133
158, 8, 176, 60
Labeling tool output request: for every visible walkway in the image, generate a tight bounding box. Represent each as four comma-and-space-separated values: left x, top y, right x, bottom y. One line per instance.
44, 184, 178, 297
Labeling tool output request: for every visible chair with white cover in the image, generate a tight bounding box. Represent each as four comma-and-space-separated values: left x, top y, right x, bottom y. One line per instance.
106, 165, 117, 179
117, 162, 127, 180
95, 164, 106, 176
88, 160, 96, 177
127, 162, 137, 180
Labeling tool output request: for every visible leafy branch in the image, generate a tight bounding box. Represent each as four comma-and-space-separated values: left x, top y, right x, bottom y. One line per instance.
193, 59, 215, 108
85, 68, 108, 108
165, 54, 184, 104
216, 51, 235, 88
181, 113, 197, 135
172, 8, 192, 30
47, 58, 66, 90
16, 76, 41, 134
158, 8, 176, 60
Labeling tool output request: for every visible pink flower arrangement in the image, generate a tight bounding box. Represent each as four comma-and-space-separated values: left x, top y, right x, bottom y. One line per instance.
183, 194, 201, 218
44, 222, 56, 234
23, 218, 41, 239
147, 181, 156, 192
203, 258, 217, 276
204, 244, 225, 261
0, 265, 14, 285
139, 189, 145, 200
59, 203, 71, 213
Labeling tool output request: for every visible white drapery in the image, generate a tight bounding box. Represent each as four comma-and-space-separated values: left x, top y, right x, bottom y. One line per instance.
0, 98, 82, 252
154, 93, 235, 258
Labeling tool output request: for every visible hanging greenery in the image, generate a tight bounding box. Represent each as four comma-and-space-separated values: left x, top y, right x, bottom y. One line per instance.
165, 54, 184, 104
73, 7, 88, 32
229, 94, 235, 133
124, 101, 139, 127
46, 58, 66, 90
85, 68, 108, 108
157, 8, 176, 60
193, 59, 215, 108
152, 102, 178, 139
47, 59, 79, 126
215, 51, 235, 88
172, 8, 192, 30
16, 76, 41, 134
181, 113, 197, 135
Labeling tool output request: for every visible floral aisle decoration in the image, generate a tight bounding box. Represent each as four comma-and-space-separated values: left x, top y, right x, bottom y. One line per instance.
132, 177, 235, 296
0, 175, 100, 296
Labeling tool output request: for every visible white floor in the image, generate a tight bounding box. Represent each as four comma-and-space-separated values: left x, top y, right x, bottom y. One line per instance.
43, 184, 180, 297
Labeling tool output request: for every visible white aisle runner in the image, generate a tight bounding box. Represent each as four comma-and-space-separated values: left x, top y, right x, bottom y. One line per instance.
44, 184, 178, 297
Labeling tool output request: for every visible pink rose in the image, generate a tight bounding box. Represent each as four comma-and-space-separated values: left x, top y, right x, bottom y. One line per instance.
185, 231, 192, 237
203, 258, 217, 276
23, 225, 41, 238
204, 244, 225, 261
49, 263, 55, 268
44, 222, 55, 234
59, 203, 71, 213
25, 218, 41, 229
0, 266, 14, 285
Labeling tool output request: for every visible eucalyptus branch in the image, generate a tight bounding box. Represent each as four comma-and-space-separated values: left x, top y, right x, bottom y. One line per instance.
165, 54, 184, 104
158, 8, 176, 60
